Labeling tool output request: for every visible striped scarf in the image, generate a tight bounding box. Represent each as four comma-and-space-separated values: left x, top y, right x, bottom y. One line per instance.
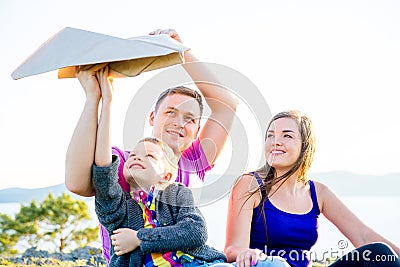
131, 186, 194, 267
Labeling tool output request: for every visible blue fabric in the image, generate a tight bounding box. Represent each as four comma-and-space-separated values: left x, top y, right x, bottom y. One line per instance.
231, 256, 290, 267
249, 173, 320, 267
183, 258, 232, 267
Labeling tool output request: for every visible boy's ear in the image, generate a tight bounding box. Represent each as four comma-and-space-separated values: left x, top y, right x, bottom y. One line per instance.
149, 111, 155, 126
164, 172, 173, 181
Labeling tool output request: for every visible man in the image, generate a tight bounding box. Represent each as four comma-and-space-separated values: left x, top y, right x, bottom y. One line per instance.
64, 29, 238, 263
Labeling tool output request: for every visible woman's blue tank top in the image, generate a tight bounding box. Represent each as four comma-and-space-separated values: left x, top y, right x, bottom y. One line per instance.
249, 173, 320, 267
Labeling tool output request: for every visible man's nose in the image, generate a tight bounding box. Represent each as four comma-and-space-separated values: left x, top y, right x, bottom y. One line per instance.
172, 115, 185, 127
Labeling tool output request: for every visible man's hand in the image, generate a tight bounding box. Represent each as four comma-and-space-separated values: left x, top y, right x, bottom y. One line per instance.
149, 28, 183, 43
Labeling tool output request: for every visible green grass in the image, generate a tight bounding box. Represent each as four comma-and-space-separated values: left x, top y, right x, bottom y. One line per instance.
0, 256, 332, 266
0, 256, 106, 267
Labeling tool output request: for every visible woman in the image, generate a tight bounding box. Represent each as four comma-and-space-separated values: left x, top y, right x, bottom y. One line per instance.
225, 110, 400, 267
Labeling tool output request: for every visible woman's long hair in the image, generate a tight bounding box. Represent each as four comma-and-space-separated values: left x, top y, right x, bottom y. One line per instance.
243, 110, 316, 242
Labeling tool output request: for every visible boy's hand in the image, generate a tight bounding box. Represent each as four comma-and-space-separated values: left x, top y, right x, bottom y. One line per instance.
96, 66, 114, 102
111, 228, 141, 256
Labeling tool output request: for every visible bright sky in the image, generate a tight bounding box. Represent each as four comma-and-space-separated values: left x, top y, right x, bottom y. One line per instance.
1, 0, 399, 190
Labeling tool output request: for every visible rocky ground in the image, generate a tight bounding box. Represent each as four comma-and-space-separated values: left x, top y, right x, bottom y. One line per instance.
0, 246, 106, 266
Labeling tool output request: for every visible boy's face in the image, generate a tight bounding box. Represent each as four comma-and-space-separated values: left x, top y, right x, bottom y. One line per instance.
124, 141, 171, 189
149, 94, 201, 155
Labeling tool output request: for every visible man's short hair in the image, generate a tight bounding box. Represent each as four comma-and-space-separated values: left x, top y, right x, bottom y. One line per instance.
155, 86, 204, 116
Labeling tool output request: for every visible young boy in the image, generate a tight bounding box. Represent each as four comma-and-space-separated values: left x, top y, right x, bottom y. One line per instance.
93, 136, 228, 266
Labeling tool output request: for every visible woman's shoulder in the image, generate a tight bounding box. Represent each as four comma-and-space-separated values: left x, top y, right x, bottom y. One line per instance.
311, 180, 335, 195
233, 173, 260, 191
230, 173, 262, 208
309, 179, 339, 211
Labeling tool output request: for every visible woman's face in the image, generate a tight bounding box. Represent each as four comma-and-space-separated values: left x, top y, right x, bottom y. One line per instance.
265, 117, 302, 174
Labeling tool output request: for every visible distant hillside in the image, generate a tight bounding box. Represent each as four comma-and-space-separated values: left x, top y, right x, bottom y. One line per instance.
204, 171, 400, 198
0, 184, 89, 203
0, 171, 398, 203
310, 171, 400, 197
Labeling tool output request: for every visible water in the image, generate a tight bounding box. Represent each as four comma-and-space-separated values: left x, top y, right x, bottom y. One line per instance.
1, 197, 399, 259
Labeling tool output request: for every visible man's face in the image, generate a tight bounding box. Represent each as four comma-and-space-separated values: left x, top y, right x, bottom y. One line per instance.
149, 94, 201, 155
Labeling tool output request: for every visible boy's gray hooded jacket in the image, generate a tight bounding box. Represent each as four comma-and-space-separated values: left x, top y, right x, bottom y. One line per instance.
93, 155, 226, 267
